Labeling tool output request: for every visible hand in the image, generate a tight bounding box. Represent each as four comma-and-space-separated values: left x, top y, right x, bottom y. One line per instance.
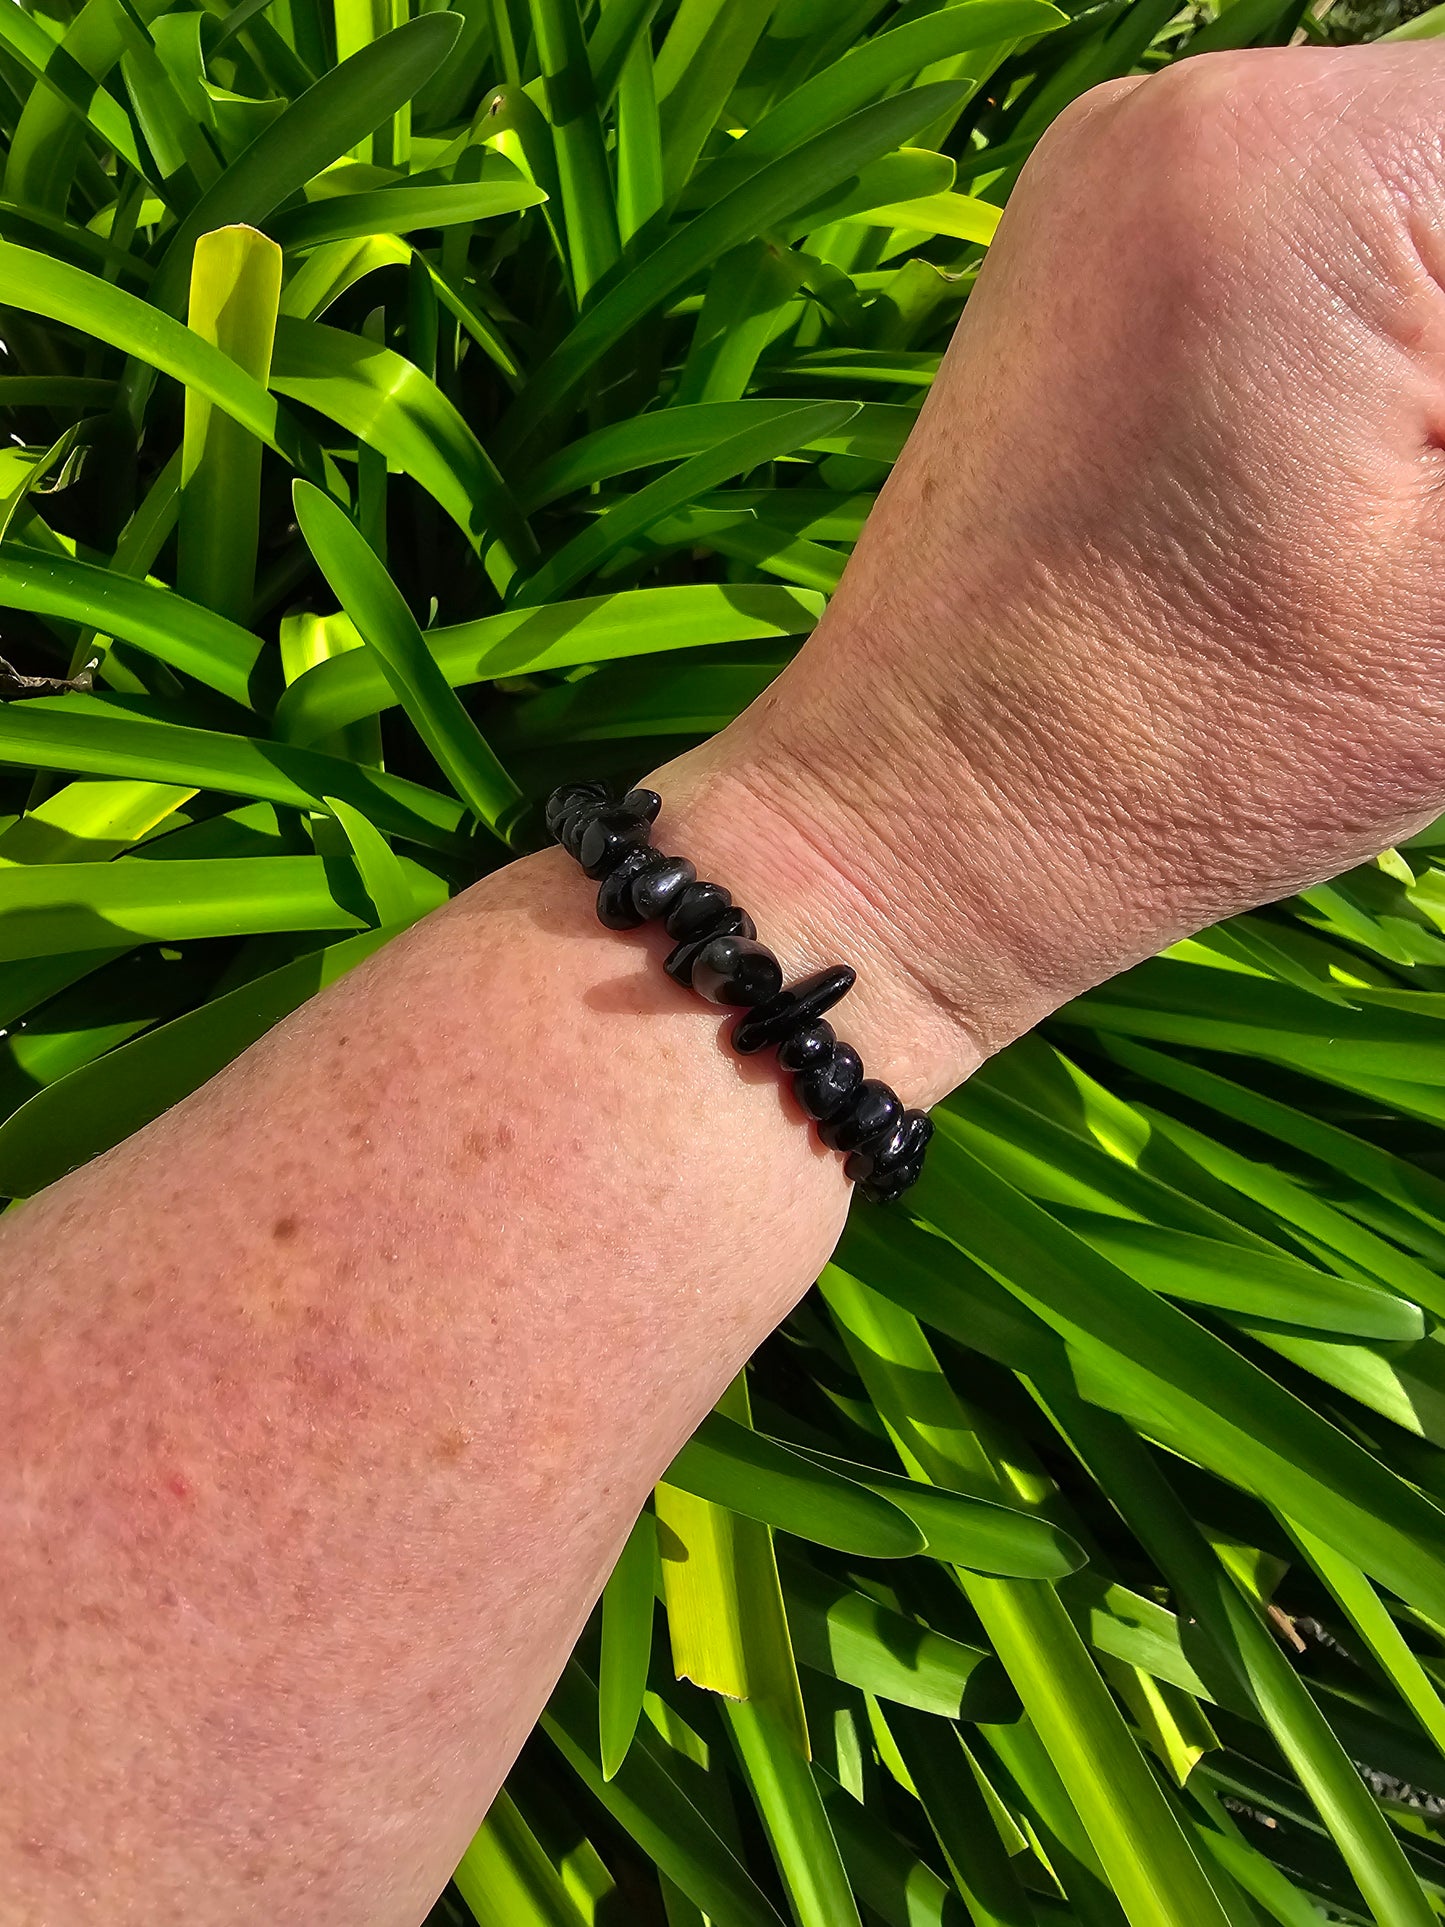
655, 45, 1445, 1093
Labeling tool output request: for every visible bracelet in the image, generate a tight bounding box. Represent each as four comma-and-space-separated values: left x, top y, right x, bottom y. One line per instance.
545, 781, 932, 1204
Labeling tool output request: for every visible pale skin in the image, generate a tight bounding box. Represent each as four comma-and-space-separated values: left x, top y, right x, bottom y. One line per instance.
6, 42, 1445, 1924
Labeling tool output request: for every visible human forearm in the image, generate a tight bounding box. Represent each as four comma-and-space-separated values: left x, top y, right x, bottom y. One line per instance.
0, 744, 975, 1926
11, 38, 1445, 1926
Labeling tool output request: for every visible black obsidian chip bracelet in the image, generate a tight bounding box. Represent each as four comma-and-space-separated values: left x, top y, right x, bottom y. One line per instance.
546, 780, 932, 1204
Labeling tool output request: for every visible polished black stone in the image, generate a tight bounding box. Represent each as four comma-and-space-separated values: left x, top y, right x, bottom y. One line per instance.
665, 881, 736, 942
819, 1079, 902, 1154
845, 1109, 932, 1183
664, 911, 755, 985
556, 805, 597, 860
690, 935, 783, 1007
777, 1020, 836, 1072
621, 787, 662, 824
664, 936, 707, 987
629, 854, 696, 922
545, 780, 609, 837
860, 1159, 924, 1204
578, 807, 652, 879
596, 847, 664, 929
728, 966, 857, 1056
793, 1043, 862, 1121
844, 1115, 909, 1183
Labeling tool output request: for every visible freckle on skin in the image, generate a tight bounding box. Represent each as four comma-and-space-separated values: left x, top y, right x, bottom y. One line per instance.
272, 1216, 299, 1243
434, 1425, 471, 1464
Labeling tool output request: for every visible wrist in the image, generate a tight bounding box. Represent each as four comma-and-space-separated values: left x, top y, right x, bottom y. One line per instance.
644, 619, 1135, 1098
640, 736, 988, 1108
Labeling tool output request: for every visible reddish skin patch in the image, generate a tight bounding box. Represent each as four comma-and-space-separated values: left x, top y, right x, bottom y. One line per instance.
166, 1473, 191, 1501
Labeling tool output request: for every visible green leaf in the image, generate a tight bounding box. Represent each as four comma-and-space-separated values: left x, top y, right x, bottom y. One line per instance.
0, 242, 292, 463
1054, 1395, 1437, 1927
518, 400, 913, 510
844, 188, 1001, 244
454, 1790, 591, 1927
543, 1659, 787, 1927
147, 13, 464, 312
273, 582, 823, 741
271, 315, 537, 589
179, 225, 283, 626
674, 241, 810, 406
819, 1770, 970, 1927
885, 1706, 1043, 1927
0, 854, 365, 962
600, 1509, 657, 1781
292, 481, 524, 837
615, 20, 664, 245
781, 1555, 1018, 1721
511, 401, 858, 604
786, 1440, 1086, 1578
0, 777, 193, 867
321, 794, 422, 926
529, 0, 620, 301
1285, 1520, 1445, 1761
1072, 1217, 1424, 1342
784, 147, 957, 239
0, 0, 147, 185
665, 1408, 925, 1558
654, 0, 781, 202
682, 2, 1064, 209
495, 81, 976, 452
267, 174, 548, 250
723, 1695, 863, 1927
821, 1267, 1234, 1927
3, 0, 154, 209
911, 1126, 1445, 1626
0, 700, 471, 853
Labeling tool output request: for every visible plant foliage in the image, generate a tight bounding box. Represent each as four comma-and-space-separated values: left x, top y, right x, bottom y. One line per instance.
5, 0, 1445, 1920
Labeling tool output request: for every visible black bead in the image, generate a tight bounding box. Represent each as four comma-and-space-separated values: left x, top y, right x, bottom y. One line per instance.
555, 806, 594, 858
690, 935, 783, 1007
845, 1109, 931, 1183
665, 881, 735, 942
845, 1117, 909, 1184
728, 965, 857, 1056
545, 780, 609, 837
664, 913, 756, 987
777, 1020, 836, 1072
860, 1160, 923, 1204
665, 936, 708, 987
794, 1043, 862, 1121
724, 906, 757, 942
578, 807, 652, 879
820, 1079, 903, 1154
596, 847, 663, 929
860, 1119, 930, 1199
620, 787, 662, 824
629, 854, 697, 922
